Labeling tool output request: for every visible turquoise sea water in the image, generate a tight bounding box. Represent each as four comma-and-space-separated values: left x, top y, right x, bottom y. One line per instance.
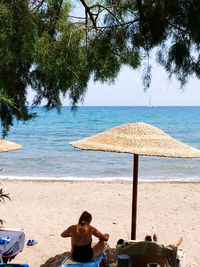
0, 106, 200, 181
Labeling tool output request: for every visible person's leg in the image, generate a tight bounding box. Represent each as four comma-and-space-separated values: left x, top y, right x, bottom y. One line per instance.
93, 240, 107, 258
174, 237, 183, 247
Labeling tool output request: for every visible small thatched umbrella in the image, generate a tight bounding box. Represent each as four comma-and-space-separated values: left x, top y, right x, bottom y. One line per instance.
71, 122, 200, 239
0, 139, 22, 153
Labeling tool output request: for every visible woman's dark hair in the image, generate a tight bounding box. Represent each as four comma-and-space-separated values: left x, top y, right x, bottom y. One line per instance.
78, 211, 92, 226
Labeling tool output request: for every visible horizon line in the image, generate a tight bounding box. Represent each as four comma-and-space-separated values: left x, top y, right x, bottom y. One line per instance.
27, 105, 200, 107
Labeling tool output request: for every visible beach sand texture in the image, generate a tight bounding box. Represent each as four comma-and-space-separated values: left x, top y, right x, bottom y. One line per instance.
0, 180, 199, 267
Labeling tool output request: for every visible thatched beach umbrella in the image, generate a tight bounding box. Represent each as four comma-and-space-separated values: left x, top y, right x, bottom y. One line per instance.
0, 139, 22, 152
71, 122, 200, 239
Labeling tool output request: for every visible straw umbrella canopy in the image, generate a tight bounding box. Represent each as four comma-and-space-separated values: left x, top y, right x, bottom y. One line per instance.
0, 139, 22, 152
71, 122, 200, 239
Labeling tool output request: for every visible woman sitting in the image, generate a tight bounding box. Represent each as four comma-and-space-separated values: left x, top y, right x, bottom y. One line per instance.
61, 211, 109, 263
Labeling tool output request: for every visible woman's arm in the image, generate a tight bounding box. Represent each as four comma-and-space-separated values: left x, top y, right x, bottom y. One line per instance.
92, 227, 109, 241
61, 225, 74, 238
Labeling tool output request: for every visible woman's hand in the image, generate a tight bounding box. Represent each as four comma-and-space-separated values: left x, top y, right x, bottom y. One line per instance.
104, 233, 109, 241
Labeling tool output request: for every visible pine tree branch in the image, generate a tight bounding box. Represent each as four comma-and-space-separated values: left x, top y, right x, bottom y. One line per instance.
79, 0, 97, 28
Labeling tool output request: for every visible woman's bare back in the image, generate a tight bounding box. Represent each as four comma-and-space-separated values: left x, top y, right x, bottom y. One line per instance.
61, 223, 108, 246
71, 224, 93, 245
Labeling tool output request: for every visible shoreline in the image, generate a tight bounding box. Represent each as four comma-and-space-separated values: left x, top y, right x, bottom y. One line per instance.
0, 180, 199, 267
1, 175, 200, 183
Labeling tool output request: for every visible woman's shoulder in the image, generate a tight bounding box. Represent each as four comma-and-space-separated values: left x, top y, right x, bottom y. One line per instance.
89, 225, 98, 232
67, 224, 78, 230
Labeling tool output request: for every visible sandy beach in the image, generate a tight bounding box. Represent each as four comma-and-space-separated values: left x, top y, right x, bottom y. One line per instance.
0, 180, 199, 267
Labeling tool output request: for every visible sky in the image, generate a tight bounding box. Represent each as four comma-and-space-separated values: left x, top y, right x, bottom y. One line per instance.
75, 63, 200, 106
29, 62, 200, 107
28, 57, 200, 107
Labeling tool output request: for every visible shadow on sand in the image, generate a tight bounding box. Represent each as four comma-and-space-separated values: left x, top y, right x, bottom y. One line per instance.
40, 251, 70, 267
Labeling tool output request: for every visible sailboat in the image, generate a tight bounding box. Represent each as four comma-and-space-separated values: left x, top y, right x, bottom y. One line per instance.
149, 97, 156, 108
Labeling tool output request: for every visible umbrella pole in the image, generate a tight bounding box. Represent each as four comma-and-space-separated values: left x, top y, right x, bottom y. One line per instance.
131, 154, 139, 240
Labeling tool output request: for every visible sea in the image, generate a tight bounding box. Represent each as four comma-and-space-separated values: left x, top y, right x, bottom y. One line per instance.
0, 106, 200, 182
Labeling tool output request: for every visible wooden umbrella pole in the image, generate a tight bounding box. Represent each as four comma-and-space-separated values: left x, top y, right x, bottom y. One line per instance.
131, 154, 139, 240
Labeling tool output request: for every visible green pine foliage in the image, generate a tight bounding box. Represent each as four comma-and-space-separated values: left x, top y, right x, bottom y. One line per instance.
0, 188, 10, 225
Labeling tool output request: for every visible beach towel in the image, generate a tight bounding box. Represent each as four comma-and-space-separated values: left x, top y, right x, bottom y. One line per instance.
0, 264, 29, 266
59, 253, 106, 267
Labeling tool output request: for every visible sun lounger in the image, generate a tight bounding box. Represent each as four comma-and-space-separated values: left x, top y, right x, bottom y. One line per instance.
116, 241, 177, 267
0, 228, 25, 263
